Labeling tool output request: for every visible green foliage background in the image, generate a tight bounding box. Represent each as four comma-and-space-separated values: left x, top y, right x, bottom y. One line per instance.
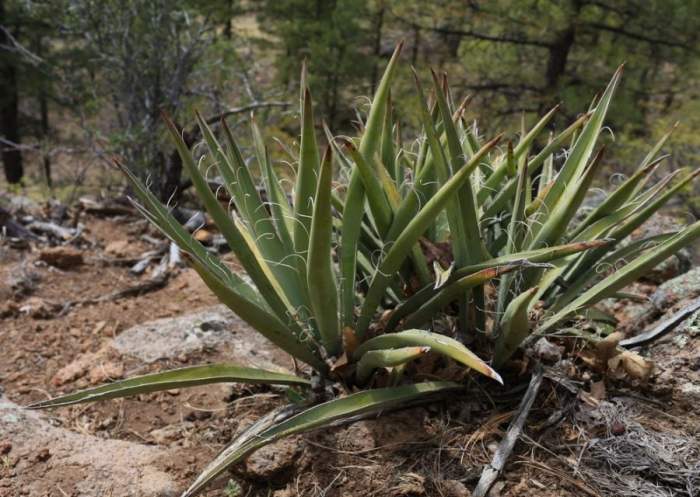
1, 0, 699, 206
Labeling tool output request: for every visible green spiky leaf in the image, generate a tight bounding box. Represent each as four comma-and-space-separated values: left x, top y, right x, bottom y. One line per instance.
28, 364, 309, 409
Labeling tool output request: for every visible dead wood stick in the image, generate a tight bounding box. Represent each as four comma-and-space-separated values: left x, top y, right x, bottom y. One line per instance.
203, 101, 289, 126
472, 364, 544, 497
140, 234, 164, 246
620, 296, 700, 348
0, 206, 42, 240
168, 241, 181, 268
130, 245, 169, 274
2, 219, 42, 241
78, 196, 136, 216
130, 257, 154, 275
101, 272, 169, 301
59, 272, 170, 315
27, 220, 75, 240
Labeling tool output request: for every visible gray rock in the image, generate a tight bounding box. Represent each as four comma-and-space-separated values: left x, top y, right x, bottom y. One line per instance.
651, 267, 700, 310
598, 295, 656, 333
643, 252, 692, 284
682, 310, 700, 337
1, 307, 302, 497
112, 305, 292, 371
0, 398, 178, 497
668, 309, 700, 347
530, 337, 564, 363
243, 436, 301, 480
679, 382, 700, 404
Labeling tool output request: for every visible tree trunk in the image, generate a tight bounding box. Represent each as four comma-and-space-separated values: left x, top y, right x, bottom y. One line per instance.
545, 26, 575, 92
0, 0, 23, 184
159, 127, 194, 202
36, 35, 51, 188
542, 0, 581, 109
369, 1, 385, 94
411, 25, 421, 66
224, 0, 233, 40
39, 88, 51, 188
160, 148, 183, 202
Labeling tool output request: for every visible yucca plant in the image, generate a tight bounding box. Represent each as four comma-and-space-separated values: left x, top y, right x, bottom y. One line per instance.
30, 44, 700, 496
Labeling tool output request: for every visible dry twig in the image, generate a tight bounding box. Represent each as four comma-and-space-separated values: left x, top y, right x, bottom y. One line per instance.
472, 364, 544, 497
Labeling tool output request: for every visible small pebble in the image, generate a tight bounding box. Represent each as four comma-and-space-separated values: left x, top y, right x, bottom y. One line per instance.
611, 421, 626, 436
34, 448, 51, 462
185, 410, 212, 422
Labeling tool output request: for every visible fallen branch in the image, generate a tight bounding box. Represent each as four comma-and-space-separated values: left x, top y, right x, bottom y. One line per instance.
140, 234, 164, 246
100, 271, 169, 301
182, 210, 207, 232
130, 245, 169, 275
168, 241, 182, 268
0, 206, 41, 241
59, 270, 170, 315
27, 220, 76, 240
620, 296, 700, 348
204, 100, 290, 126
78, 196, 136, 217
472, 364, 544, 497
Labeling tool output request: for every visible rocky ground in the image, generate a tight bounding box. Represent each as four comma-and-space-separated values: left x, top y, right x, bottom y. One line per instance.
1, 199, 700, 497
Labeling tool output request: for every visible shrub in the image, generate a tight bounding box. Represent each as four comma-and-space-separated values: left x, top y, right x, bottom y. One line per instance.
30, 44, 700, 496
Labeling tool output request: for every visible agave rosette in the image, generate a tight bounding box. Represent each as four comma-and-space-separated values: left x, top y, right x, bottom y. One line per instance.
30, 44, 700, 496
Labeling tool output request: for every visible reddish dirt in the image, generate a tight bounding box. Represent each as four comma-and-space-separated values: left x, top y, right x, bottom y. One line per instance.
0, 215, 229, 496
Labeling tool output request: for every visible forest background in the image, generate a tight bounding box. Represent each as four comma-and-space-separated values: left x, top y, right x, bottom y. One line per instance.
1, 0, 699, 213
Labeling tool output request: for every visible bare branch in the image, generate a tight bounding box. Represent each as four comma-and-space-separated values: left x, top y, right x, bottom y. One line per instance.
388, 11, 552, 48
205, 101, 290, 126
0, 25, 44, 65
584, 21, 699, 53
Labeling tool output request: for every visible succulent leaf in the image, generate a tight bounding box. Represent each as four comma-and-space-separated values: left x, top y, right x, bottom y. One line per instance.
28, 364, 309, 409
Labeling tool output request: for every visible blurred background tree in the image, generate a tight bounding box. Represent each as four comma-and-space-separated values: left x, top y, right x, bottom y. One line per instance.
62, 0, 212, 198
1, 0, 699, 204
259, 0, 375, 129
0, 0, 59, 185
